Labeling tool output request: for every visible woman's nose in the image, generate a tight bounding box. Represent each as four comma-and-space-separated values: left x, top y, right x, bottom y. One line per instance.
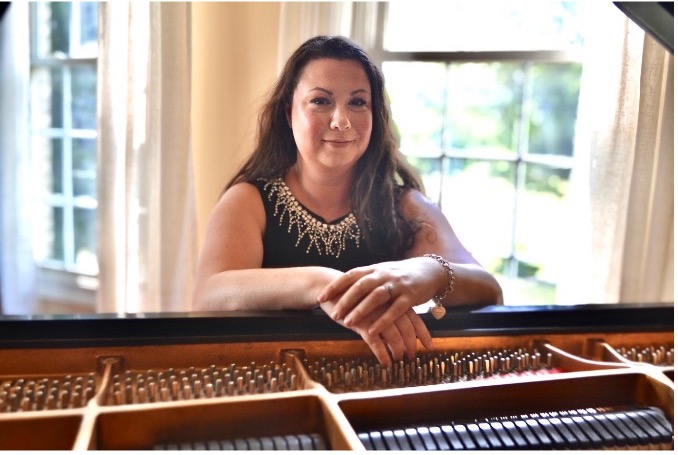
330, 106, 351, 131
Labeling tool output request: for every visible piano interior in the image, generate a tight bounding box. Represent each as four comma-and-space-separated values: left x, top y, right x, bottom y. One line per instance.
0, 0, 673, 450
0, 306, 673, 450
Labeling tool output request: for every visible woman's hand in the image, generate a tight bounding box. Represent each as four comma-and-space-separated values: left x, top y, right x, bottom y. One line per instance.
319, 299, 432, 366
317, 257, 445, 337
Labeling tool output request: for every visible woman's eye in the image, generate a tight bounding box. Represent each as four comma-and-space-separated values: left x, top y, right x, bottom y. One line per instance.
311, 98, 330, 105
350, 98, 368, 107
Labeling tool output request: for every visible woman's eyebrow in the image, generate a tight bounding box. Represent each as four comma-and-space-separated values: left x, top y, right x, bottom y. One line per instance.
308, 87, 371, 96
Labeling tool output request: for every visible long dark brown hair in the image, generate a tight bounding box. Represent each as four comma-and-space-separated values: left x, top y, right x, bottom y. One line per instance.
227, 35, 422, 260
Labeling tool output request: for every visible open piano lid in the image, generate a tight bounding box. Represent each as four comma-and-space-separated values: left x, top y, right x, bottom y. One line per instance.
615, 1, 674, 54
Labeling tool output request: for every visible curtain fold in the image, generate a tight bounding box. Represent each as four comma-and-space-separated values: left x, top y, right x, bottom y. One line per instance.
0, 2, 36, 314
557, 2, 673, 305
97, 1, 196, 314
619, 36, 673, 304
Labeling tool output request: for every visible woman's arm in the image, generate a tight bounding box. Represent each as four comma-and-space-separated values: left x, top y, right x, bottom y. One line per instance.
402, 188, 503, 306
193, 182, 339, 311
318, 188, 503, 334
192, 182, 432, 365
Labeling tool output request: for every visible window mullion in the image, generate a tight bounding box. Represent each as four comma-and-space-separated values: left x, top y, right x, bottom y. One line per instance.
29, 57, 98, 68
506, 62, 533, 279
364, 2, 388, 69
62, 65, 75, 270
517, 62, 533, 159
70, 1, 80, 56
438, 63, 452, 208
29, 3, 38, 59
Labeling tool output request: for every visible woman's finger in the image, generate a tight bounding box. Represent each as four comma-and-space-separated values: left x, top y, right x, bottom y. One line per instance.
317, 267, 371, 304
362, 332, 392, 367
379, 324, 406, 362
367, 295, 412, 336
330, 273, 384, 320
393, 312, 417, 359
343, 283, 391, 327
406, 310, 433, 350
332, 299, 394, 367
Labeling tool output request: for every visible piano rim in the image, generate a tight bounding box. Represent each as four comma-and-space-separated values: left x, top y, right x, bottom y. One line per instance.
0, 303, 673, 349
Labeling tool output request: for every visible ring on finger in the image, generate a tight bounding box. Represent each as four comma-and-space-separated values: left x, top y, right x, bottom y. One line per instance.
383, 283, 394, 300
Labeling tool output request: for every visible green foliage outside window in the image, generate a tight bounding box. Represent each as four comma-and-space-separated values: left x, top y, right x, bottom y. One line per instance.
385, 59, 582, 305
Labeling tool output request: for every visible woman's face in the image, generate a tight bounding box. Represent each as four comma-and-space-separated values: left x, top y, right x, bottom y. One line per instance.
288, 58, 373, 174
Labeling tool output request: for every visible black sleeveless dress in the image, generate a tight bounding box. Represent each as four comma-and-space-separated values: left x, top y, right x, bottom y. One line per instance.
251, 178, 382, 272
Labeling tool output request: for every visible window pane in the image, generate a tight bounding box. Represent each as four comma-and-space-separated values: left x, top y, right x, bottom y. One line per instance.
500, 277, 556, 306
441, 158, 516, 270
35, 2, 72, 58
445, 63, 523, 157
32, 136, 64, 195
405, 156, 443, 205
77, 2, 99, 56
383, 62, 447, 157
74, 208, 98, 274
34, 205, 65, 263
71, 65, 97, 130
384, 1, 584, 52
527, 63, 583, 156
31, 66, 64, 129
514, 163, 571, 283
73, 138, 97, 198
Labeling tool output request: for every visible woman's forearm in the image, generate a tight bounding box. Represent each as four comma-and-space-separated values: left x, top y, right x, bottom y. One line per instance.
438, 262, 504, 307
193, 266, 342, 312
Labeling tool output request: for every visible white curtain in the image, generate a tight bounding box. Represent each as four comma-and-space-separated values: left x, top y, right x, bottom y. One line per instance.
557, 2, 674, 305
0, 2, 36, 315
97, 1, 196, 314
277, 2, 355, 70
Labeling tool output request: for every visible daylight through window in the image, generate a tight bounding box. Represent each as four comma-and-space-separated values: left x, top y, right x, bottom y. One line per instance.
375, 1, 585, 305
30, 2, 99, 277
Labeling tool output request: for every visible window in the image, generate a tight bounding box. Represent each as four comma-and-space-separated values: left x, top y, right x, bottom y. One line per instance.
30, 2, 99, 307
372, 1, 585, 305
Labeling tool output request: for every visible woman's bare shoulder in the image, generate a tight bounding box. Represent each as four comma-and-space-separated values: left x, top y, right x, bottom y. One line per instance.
221, 181, 261, 201
209, 181, 265, 228
399, 187, 439, 219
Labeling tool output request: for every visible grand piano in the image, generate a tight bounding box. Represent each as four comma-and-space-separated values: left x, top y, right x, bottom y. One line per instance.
0, 304, 673, 450
0, 1, 674, 451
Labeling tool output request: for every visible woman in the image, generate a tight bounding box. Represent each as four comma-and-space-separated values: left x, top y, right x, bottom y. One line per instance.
193, 36, 503, 366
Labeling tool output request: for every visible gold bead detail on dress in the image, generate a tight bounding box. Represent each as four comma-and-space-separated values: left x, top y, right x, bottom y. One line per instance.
263, 178, 361, 258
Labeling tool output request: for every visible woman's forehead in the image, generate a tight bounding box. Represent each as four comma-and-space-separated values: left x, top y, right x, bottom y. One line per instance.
296, 58, 370, 93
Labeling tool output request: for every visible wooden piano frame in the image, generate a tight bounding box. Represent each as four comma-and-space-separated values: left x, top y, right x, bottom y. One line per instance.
0, 304, 673, 450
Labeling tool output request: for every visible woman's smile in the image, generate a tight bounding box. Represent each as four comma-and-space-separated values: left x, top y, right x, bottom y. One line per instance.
323, 138, 354, 146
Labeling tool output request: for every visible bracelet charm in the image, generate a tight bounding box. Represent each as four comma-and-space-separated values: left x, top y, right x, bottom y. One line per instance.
423, 254, 455, 320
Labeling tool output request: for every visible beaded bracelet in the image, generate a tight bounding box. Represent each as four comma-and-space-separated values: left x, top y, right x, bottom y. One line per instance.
423, 254, 455, 319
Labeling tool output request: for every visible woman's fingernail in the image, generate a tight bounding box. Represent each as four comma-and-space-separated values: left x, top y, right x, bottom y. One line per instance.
343, 316, 353, 326
317, 293, 326, 303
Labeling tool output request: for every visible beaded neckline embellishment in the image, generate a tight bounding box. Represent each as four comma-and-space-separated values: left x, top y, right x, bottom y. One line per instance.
262, 178, 361, 258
